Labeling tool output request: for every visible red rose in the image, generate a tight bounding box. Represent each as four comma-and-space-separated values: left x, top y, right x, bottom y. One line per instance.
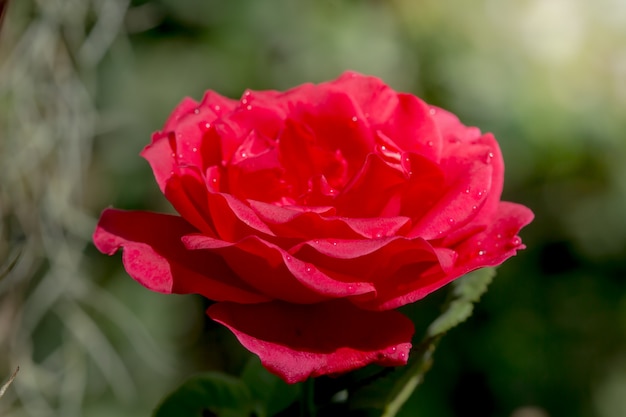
93, 72, 533, 383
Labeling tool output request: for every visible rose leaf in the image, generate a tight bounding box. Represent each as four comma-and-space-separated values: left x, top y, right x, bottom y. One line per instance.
240, 356, 301, 417
153, 372, 255, 417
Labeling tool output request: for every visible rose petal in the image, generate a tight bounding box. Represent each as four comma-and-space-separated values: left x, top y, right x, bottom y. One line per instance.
248, 199, 411, 240
208, 300, 414, 383
182, 234, 375, 302
207, 192, 277, 242
285, 90, 374, 182
409, 160, 492, 240
376, 93, 442, 162
336, 153, 445, 219
163, 165, 217, 234
328, 71, 398, 124
451, 201, 535, 270
364, 202, 534, 311
291, 236, 443, 288
93, 209, 268, 303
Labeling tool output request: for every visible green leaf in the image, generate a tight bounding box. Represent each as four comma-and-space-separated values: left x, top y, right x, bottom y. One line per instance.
153, 372, 255, 417
349, 267, 497, 417
427, 267, 496, 338
241, 356, 301, 417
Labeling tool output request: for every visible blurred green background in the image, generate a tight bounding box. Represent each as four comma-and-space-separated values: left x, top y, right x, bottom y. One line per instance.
1, 0, 625, 416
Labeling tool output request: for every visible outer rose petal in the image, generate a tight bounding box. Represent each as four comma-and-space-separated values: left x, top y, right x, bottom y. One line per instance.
93, 209, 268, 304
182, 234, 376, 302
365, 202, 534, 311
208, 300, 414, 383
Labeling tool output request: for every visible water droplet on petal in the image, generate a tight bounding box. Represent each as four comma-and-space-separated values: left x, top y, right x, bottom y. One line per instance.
192, 147, 197, 152
347, 285, 354, 291
240, 151, 247, 158
472, 205, 478, 211
486, 152, 494, 163
496, 234, 502, 239
351, 116, 358, 122
246, 105, 252, 110
448, 218, 455, 225
193, 108, 200, 114
214, 105, 221, 111
305, 265, 313, 273
332, 241, 338, 246
391, 347, 397, 352
286, 255, 292, 261
429, 108, 436, 115
178, 153, 183, 158
241, 98, 248, 105
171, 152, 175, 157
478, 250, 486, 256
314, 239, 320, 244
205, 122, 211, 129
375, 232, 382, 238
465, 187, 471, 194
427, 141, 434, 147
477, 190, 484, 197
511, 237, 521, 246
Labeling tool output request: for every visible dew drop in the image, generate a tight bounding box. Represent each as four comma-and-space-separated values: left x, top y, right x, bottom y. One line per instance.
214, 105, 221, 111
314, 239, 320, 244
171, 152, 175, 157
348, 285, 354, 291
240, 151, 247, 158
351, 116, 358, 122
486, 151, 494, 163
286, 255, 292, 261
205, 122, 211, 129
447, 218, 455, 225
472, 205, 478, 211
193, 108, 200, 114
511, 237, 521, 246
429, 108, 436, 115
178, 153, 183, 158
427, 141, 434, 147
332, 241, 338, 246
305, 265, 313, 273
246, 105, 252, 110
192, 147, 197, 152
465, 187, 471, 194
380, 145, 387, 152
242, 98, 248, 105
400, 352, 406, 358
496, 233, 502, 239
478, 250, 486, 256
211, 178, 217, 183
391, 347, 397, 352
477, 190, 484, 197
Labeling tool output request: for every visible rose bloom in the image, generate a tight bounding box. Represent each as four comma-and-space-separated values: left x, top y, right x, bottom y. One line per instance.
94, 72, 533, 383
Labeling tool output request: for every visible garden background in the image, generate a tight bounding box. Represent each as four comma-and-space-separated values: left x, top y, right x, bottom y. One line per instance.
1, 1, 625, 416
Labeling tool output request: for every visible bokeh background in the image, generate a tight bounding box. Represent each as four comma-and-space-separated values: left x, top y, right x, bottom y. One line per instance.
1, 0, 625, 416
